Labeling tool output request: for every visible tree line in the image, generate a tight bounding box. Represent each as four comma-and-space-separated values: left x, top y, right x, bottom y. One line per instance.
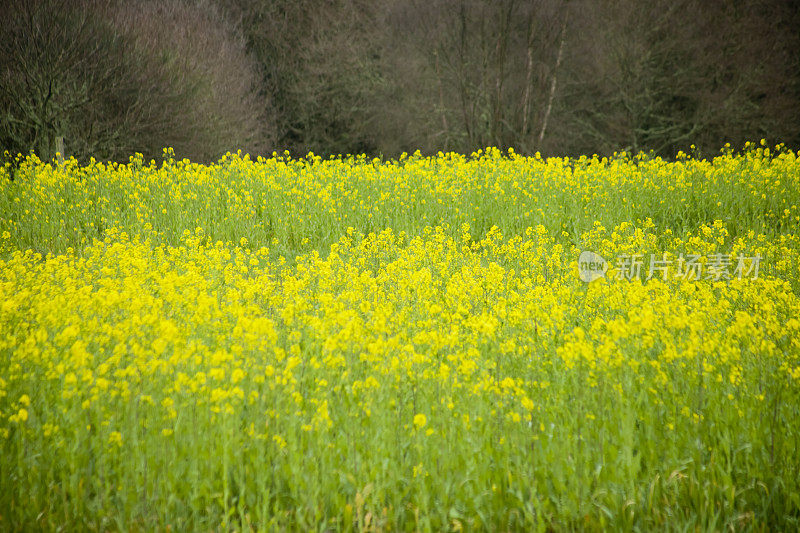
2, 0, 798, 163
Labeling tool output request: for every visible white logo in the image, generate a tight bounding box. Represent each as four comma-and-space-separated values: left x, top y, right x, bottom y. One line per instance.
578, 251, 608, 282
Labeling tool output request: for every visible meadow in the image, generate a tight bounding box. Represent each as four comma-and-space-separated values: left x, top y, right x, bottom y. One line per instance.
1, 143, 799, 531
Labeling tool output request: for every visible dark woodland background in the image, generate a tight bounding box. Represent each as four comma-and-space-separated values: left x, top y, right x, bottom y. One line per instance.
1, 0, 799, 163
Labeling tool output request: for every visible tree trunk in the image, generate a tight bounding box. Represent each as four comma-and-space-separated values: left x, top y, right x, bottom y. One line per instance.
537, 16, 566, 149
521, 12, 535, 143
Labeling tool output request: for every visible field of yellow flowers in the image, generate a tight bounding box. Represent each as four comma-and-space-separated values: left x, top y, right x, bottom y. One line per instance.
1, 144, 800, 531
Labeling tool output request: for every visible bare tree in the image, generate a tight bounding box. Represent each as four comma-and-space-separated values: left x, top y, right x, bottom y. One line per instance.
107, 0, 275, 161
217, 0, 384, 156
0, 0, 138, 162
0, 0, 274, 164
556, 0, 800, 157
380, 0, 568, 155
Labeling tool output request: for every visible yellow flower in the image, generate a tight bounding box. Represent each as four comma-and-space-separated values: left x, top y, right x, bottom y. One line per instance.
108, 431, 122, 447
520, 397, 534, 411
413, 413, 427, 430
